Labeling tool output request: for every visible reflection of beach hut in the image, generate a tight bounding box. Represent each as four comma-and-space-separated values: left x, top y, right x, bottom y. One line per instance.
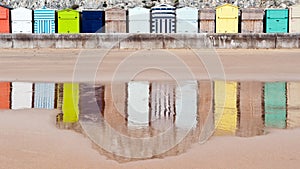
62, 83, 79, 123
105, 7, 127, 33
151, 4, 176, 33
287, 82, 300, 128
214, 81, 238, 135
57, 9, 80, 33
289, 5, 300, 33
0, 4, 12, 33
237, 82, 264, 137
56, 83, 63, 110
34, 8, 55, 33
127, 81, 150, 127
11, 82, 33, 109
81, 10, 105, 33
264, 82, 286, 128
0, 82, 11, 109
241, 8, 264, 33
128, 7, 150, 33
34, 83, 55, 109
216, 4, 239, 33
150, 82, 175, 130
103, 83, 127, 130
198, 81, 214, 141
79, 84, 105, 121
265, 9, 288, 33
11, 7, 32, 33
175, 81, 198, 130
199, 8, 215, 33
176, 7, 198, 33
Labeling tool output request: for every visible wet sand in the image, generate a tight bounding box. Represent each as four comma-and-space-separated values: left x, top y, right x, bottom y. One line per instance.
0, 49, 300, 82
0, 109, 300, 169
1, 48, 300, 168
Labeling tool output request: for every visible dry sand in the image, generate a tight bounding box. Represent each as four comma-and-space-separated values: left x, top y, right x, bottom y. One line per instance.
0, 48, 300, 82
1, 48, 300, 168
1, 109, 300, 169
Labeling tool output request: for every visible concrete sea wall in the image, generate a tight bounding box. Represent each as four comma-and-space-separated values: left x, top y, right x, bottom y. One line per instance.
0, 33, 299, 49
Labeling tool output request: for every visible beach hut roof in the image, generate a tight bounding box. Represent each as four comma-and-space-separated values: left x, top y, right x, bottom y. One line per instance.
216, 3, 238, 9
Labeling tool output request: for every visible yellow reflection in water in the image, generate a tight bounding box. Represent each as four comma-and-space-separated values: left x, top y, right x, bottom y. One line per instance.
214, 81, 238, 135
63, 83, 79, 123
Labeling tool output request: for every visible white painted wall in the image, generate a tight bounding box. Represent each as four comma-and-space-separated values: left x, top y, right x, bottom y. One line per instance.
128, 7, 150, 33
11, 7, 32, 33
176, 7, 198, 33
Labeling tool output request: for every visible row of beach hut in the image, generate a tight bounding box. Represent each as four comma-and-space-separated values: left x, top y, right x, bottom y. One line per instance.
1, 4, 300, 34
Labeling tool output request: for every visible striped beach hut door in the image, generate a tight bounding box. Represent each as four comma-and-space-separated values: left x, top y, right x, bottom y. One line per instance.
34, 7, 56, 33
151, 4, 176, 33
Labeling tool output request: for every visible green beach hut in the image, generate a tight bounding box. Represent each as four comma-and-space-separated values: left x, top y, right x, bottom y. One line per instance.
57, 8, 80, 33
265, 9, 289, 33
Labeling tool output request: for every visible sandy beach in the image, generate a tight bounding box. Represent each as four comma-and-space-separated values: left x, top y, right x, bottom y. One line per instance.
0, 48, 300, 82
1, 48, 300, 168
0, 109, 300, 169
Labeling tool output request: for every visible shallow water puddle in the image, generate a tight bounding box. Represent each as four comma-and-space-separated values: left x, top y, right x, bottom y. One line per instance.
287, 82, 300, 128
34, 83, 56, 109
0, 82, 10, 109
264, 82, 287, 129
1, 81, 300, 160
214, 81, 238, 136
11, 82, 33, 109
237, 82, 264, 137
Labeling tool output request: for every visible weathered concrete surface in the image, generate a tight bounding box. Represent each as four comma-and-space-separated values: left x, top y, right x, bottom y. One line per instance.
207, 33, 277, 49
0, 34, 13, 48
276, 34, 300, 48
1, 33, 300, 49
